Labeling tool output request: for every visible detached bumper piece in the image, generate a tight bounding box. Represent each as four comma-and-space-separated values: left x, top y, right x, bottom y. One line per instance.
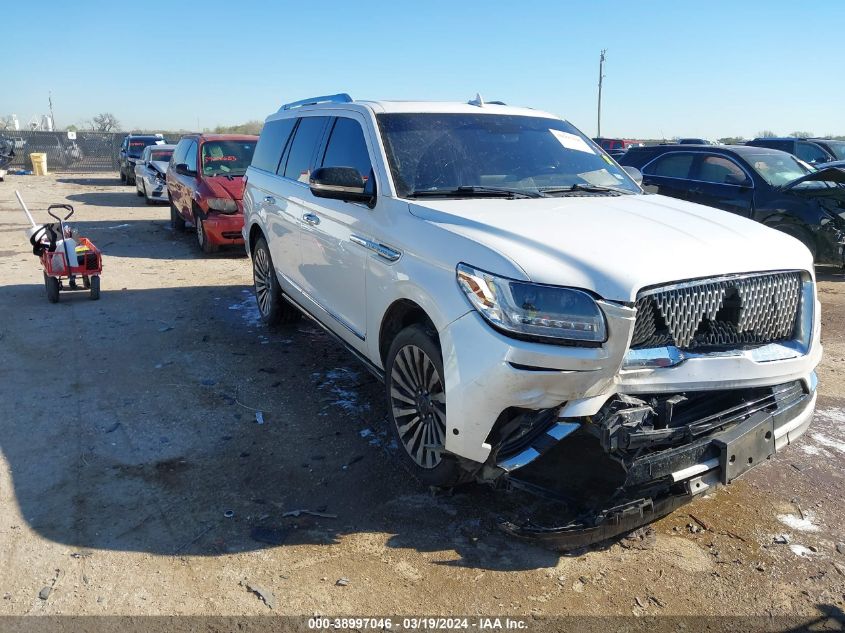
497, 380, 813, 550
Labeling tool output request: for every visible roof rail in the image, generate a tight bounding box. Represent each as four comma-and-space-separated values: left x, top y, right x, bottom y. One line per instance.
280, 93, 353, 112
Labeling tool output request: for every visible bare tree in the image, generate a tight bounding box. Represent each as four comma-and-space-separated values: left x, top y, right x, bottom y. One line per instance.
788, 131, 814, 138
0, 115, 13, 130
92, 112, 121, 132
756, 130, 777, 138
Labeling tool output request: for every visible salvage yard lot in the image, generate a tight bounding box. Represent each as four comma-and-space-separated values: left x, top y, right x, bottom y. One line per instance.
0, 174, 844, 617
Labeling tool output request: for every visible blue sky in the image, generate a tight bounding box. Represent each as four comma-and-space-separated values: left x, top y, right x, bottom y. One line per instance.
4, 1, 843, 139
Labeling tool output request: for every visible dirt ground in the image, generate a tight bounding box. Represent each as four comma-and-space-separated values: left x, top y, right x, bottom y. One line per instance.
0, 173, 843, 620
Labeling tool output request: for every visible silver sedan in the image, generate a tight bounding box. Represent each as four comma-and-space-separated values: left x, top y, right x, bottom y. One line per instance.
135, 144, 176, 204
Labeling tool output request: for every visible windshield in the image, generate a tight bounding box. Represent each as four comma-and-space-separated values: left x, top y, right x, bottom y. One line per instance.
201, 140, 256, 176
377, 113, 640, 198
822, 140, 845, 161
747, 153, 812, 187
128, 138, 161, 157
150, 150, 173, 163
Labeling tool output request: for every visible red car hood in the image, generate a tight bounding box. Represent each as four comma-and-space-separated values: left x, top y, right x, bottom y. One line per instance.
203, 176, 246, 200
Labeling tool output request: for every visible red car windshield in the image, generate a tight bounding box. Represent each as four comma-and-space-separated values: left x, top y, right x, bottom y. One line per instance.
201, 141, 256, 177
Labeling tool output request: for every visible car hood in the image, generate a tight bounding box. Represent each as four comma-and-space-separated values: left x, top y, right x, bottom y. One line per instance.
150, 160, 170, 175
202, 176, 245, 200
781, 166, 845, 190
408, 194, 814, 301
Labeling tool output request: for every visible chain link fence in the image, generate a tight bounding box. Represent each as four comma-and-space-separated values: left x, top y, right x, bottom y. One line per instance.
0, 130, 179, 173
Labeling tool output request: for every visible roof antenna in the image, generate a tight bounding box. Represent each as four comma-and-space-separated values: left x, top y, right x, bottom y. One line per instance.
468, 93, 484, 107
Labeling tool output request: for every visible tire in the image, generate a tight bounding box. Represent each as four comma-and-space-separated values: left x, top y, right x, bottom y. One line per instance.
194, 210, 218, 254
89, 275, 100, 300
136, 180, 144, 197
773, 223, 816, 262
82, 275, 90, 289
44, 273, 59, 303
384, 324, 467, 487
119, 170, 126, 184
252, 236, 301, 326
170, 201, 186, 231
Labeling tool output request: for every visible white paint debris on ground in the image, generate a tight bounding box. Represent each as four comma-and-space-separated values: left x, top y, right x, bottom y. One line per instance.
788, 544, 815, 557
795, 407, 845, 457
777, 512, 820, 533
228, 289, 262, 328
314, 367, 370, 416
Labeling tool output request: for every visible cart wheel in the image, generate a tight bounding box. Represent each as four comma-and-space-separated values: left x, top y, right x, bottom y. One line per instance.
82, 275, 91, 289
44, 273, 60, 303
89, 275, 101, 300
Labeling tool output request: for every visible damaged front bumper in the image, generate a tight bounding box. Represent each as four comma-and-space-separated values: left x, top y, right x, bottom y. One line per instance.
496, 375, 817, 549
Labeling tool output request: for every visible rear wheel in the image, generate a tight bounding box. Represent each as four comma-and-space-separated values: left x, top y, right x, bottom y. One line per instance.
170, 201, 185, 231
119, 170, 126, 184
89, 275, 100, 300
252, 236, 301, 326
44, 273, 59, 303
385, 324, 467, 487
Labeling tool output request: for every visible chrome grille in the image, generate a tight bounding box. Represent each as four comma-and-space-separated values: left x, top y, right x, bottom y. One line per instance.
631, 272, 802, 350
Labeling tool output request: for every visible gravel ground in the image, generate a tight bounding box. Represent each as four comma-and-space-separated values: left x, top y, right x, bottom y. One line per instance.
0, 174, 843, 620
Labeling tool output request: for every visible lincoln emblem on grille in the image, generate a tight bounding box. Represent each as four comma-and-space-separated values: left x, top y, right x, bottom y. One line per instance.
631, 272, 802, 350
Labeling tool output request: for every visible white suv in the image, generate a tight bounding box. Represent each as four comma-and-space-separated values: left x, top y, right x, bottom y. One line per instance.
243, 94, 821, 544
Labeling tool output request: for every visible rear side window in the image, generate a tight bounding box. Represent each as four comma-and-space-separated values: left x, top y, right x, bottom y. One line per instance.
283, 117, 330, 183
644, 153, 695, 179
252, 119, 296, 173
321, 117, 372, 177
694, 155, 749, 185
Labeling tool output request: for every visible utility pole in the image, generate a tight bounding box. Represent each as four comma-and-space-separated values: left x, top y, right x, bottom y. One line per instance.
597, 49, 606, 138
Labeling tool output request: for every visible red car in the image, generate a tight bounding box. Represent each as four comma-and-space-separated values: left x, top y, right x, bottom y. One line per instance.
166, 134, 258, 253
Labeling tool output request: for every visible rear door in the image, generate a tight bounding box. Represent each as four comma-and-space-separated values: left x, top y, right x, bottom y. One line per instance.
640, 152, 696, 201
688, 153, 755, 217
269, 115, 331, 294
298, 114, 375, 343
244, 117, 298, 278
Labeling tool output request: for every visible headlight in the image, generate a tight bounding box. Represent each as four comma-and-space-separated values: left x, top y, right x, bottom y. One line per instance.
206, 197, 238, 213
456, 263, 606, 344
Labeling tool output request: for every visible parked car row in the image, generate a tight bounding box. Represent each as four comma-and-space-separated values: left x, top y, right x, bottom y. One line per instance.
110, 94, 827, 546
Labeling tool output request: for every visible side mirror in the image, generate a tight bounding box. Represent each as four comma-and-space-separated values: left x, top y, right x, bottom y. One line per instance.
622, 165, 643, 185
310, 167, 375, 206
174, 163, 196, 177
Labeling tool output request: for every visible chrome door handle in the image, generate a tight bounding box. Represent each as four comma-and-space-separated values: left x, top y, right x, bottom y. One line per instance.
303, 213, 320, 225
263, 196, 275, 205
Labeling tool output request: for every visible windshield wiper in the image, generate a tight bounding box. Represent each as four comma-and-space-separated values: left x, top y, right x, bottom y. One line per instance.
540, 183, 634, 196
409, 185, 543, 199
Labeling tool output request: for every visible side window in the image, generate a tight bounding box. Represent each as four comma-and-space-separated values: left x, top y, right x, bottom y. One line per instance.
184, 141, 198, 173
644, 153, 695, 179
796, 142, 829, 164
252, 118, 296, 173
694, 155, 749, 185
171, 139, 188, 165
283, 117, 330, 183
321, 117, 373, 178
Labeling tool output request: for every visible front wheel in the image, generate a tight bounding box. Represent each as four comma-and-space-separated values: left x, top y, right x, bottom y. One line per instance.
194, 211, 218, 254
170, 201, 185, 231
119, 170, 127, 184
44, 273, 59, 303
252, 236, 301, 326
772, 223, 816, 262
385, 324, 467, 487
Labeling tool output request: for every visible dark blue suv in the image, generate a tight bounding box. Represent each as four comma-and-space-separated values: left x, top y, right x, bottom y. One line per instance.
620, 144, 845, 265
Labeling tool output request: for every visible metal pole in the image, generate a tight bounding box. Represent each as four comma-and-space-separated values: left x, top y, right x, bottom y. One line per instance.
49, 91, 56, 130
597, 49, 606, 138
